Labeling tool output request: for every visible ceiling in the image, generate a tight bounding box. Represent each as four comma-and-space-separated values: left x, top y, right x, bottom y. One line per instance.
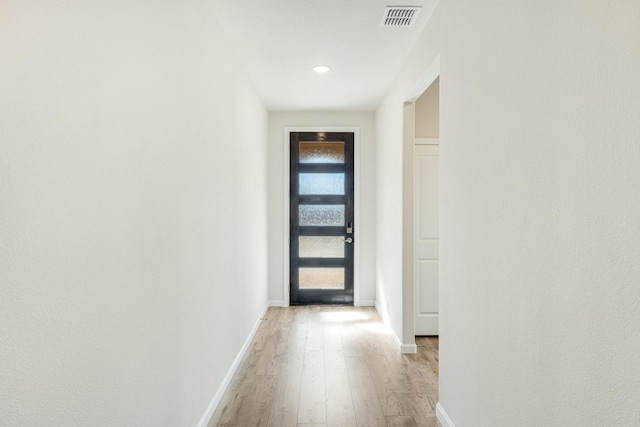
212, 0, 438, 111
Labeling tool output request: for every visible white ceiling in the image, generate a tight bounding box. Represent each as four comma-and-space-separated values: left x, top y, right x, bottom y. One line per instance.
212, 0, 438, 111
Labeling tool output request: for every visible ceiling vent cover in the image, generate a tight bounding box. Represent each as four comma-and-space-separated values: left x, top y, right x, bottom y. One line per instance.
381, 6, 422, 27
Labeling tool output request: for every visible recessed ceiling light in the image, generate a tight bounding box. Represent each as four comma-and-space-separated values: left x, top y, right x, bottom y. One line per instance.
313, 65, 330, 73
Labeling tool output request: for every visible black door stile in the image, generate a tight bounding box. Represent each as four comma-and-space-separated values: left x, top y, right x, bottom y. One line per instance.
290, 132, 355, 305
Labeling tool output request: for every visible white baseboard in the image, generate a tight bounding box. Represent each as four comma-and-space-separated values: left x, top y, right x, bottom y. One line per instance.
356, 299, 376, 307
401, 343, 417, 354
268, 300, 288, 307
197, 303, 270, 427
374, 301, 389, 325
436, 403, 455, 427
374, 302, 417, 354
374, 302, 403, 350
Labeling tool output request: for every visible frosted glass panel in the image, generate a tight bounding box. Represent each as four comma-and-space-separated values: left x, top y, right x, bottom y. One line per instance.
299, 268, 344, 289
299, 205, 344, 226
299, 173, 344, 195
299, 237, 344, 258
300, 142, 345, 163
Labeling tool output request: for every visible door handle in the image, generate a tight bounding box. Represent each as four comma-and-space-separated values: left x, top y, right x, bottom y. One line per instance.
344, 237, 354, 244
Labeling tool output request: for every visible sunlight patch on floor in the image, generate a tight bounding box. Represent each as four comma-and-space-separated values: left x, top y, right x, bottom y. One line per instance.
320, 310, 369, 322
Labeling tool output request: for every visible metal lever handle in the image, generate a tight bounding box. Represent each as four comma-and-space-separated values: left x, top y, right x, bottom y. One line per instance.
344, 237, 354, 244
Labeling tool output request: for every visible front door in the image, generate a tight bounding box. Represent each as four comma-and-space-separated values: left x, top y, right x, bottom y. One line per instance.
290, 132, 354, 305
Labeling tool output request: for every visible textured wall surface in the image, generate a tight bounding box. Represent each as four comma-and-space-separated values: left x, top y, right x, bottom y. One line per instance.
267, 112, 377, 305
378, 0, 640, 425
0, 1, 268, 425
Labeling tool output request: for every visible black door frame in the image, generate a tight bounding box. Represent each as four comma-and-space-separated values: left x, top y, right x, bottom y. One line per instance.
288, 130, 356, 305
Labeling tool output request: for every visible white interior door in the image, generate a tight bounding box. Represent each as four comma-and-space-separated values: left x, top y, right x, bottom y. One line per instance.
414, 143, 439, 335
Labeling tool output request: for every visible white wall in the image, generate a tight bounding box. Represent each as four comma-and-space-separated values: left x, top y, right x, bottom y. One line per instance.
415, 77, 440, 139
0, 1, 268, 426
268, 112, 376, 306
377, 0, 640, 425
375, 5, 443, 348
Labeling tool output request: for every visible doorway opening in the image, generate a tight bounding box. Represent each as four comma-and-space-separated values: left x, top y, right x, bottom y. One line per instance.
400, 56, 440, 352
413, 76, 440, 336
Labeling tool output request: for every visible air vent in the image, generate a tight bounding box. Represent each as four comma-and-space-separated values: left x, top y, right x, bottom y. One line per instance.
380, 6, 422, 27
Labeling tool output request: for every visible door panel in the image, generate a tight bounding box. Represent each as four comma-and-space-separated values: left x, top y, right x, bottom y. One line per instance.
415, 144, 439, 335
417, 260, 439, 314
290, 132, 354, 305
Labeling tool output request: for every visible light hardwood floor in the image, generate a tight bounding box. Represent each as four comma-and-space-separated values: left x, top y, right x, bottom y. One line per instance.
208, 306, 439, 427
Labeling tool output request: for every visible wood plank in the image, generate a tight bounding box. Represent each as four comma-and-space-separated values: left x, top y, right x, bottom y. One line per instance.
298, 349, 326, 423
211, 374, 277, 427
345, 356, 386, 427
283, 308, 308, 364
323, 315, 346, 369
379, 392, 437, 417
267, 363, 303, 427
385, 415, 440, 427
325, 366, 357, 426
